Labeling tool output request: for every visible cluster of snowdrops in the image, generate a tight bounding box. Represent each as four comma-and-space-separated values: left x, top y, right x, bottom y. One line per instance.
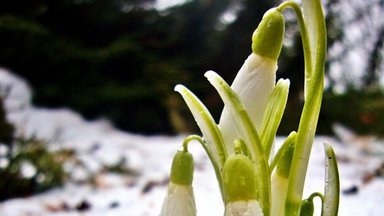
160, 1, 339, 216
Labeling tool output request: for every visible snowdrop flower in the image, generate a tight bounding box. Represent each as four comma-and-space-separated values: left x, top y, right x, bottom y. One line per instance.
160, 149, 196, 216
160, 183, 196, 216
164, 1, 340, 216
219, 8, 284, 156
173, 7, 287, 216
222, 149, 264, 216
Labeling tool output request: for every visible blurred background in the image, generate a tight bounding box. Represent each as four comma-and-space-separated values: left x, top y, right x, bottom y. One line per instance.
0, 0, 383, 135
0, 0, 384, 213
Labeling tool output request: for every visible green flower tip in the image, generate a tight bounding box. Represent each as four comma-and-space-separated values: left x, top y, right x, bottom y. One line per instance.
223, 154, 258, 202
252, 8, 285, 60
299, 198, 315, 216
170, 151, 194, 185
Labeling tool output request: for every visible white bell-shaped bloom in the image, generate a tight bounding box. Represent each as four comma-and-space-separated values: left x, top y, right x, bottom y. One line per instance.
160, 182, 196, 216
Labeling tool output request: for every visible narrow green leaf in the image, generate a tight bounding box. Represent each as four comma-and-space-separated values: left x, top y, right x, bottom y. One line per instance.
261, 78, 290, 158
322, 143, 340, 216
174, 84, 227, 168
174, 85, 227, 201
270, 131, 297, 174
285, 0, 327, 214
270, 132, 296, 216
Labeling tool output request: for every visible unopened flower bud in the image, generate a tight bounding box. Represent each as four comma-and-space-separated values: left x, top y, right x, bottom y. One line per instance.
252, 8, 285, 60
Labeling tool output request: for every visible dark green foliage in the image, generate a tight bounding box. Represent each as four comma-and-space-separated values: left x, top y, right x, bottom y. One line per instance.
0, 0, 280, 134
103, 157, 139, 176
0, 0, 234, 132
0, 137, 66, 201
0, 98, 66, 201
320, 89, 384, 135
0, 99, 14, 147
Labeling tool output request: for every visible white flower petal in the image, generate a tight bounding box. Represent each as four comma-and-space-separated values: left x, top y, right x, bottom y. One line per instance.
224, 200, 264, 216
219, 53, 277, 153
160, 183, 196, 216
270, 171, 289, 216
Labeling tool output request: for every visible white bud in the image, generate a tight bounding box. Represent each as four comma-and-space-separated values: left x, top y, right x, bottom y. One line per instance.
219, 53, 277, 154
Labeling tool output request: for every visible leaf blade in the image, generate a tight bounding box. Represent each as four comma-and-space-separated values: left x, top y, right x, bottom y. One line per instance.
322, 143, 340, 216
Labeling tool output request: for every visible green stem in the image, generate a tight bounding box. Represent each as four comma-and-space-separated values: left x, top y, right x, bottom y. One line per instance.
308, 192, 325, 216
284, 0, 327, 215
277, 1, 312, 98
183, 135, 225, 200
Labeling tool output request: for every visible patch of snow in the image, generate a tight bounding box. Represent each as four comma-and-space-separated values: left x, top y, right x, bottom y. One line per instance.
154, 0, 189, 11
0, 69, 384, 215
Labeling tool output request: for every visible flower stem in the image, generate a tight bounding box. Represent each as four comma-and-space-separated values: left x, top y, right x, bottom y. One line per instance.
277, 1, 312, 98
284, 0, 327, 215
183, 135, 225, 201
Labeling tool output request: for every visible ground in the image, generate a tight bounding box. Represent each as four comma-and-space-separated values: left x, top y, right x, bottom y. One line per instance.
0, 69, 384, 215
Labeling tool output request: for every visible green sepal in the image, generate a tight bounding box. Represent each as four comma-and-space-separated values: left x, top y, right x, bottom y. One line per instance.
299, 198, 314, 216
252, 8, 285, 60
170, 151, 194, 186
223, 154, 258, 202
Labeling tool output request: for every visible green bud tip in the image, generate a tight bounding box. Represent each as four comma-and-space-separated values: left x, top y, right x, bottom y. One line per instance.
252, 8, 285, 60
299, 199, 315, 216
223, 154, 258, 202
170, 151, 194, 185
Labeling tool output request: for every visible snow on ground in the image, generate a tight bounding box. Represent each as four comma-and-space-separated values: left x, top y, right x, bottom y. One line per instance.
1, 69, 384, 215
